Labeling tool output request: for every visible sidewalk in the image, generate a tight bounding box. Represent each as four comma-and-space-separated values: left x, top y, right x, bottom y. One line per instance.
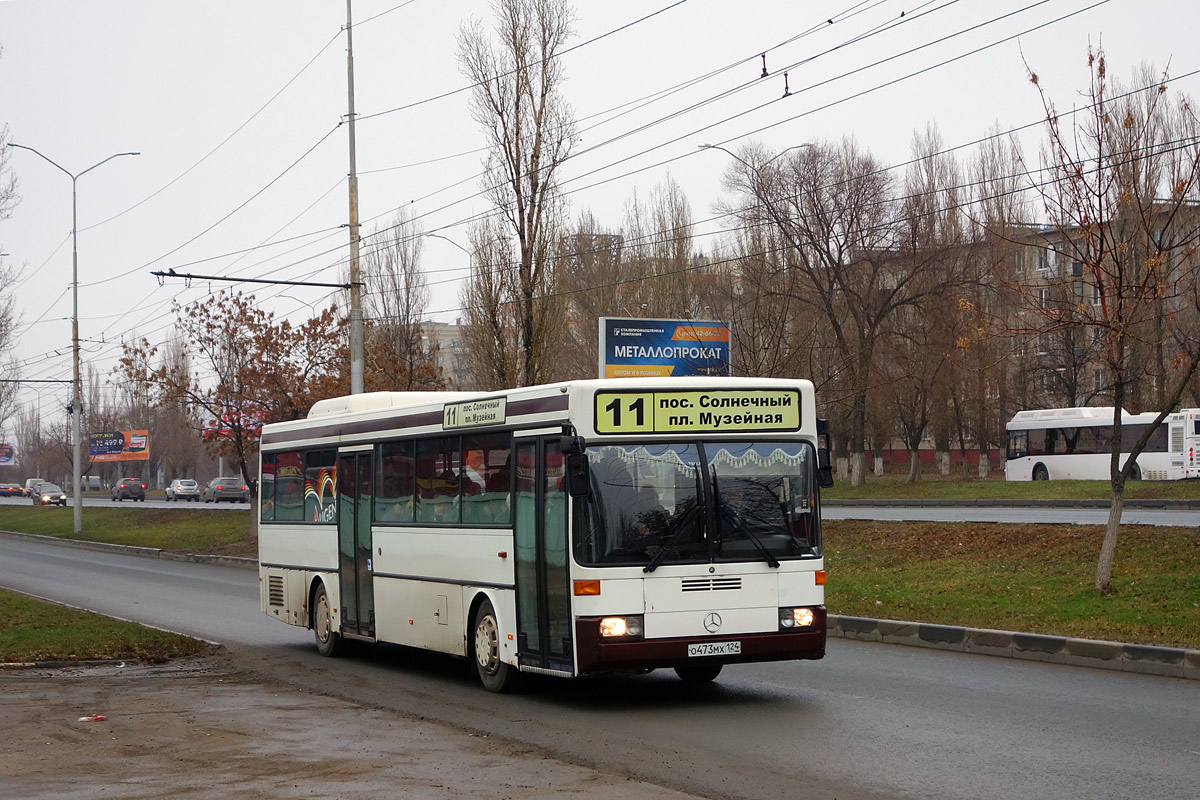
0, 658, 702, 800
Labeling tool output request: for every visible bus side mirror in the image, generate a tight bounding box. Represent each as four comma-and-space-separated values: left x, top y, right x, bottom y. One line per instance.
816, 448, 834, 488
565, 452, 590, 497
816, 418, 834, 488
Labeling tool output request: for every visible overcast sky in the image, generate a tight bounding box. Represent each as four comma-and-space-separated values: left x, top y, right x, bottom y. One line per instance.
1, 0, 1197, 432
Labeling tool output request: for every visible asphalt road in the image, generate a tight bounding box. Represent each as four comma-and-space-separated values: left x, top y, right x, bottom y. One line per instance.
0, 494, 248, 510
2, 534, 1197, 800
4, 494, 1196, 525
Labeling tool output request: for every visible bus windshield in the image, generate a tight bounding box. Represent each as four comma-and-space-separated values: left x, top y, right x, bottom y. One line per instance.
575, 441, 821, 568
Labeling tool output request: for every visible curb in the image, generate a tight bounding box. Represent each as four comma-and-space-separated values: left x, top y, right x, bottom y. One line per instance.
5, 530, 1196, 681
0, 529, 258, 571
828, 614, 1200, 681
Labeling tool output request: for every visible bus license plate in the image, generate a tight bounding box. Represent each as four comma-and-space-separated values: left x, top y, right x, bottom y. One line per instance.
687, 641, 741, 658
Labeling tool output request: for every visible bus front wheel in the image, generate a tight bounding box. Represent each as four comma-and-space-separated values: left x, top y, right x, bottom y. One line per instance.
674, 663, 723, 683
1032, 465, 1049, 481
473, 600, 517, 693
313, 584, 344, 657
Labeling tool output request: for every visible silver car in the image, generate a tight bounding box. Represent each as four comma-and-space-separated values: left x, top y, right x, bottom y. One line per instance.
203, 477, 250, 503
165, 479, 200, 502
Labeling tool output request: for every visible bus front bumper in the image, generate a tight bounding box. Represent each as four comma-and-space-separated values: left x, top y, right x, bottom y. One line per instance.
574, 607, 826, 675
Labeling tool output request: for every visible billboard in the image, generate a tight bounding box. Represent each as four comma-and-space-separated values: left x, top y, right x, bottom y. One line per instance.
89, 430, 150, 462
0, 443, 15, 466
598, 317, 730, 378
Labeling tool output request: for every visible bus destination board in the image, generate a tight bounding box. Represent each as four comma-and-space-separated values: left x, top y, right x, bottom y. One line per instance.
594, 389, 800, 434
443, 397, 507, 430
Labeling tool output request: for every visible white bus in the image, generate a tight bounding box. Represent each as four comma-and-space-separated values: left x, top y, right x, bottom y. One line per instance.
258, 377, 831, 691
1005, 406, 1199, 481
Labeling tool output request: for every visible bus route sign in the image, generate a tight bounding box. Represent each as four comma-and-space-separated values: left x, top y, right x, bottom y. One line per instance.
594, 389, 800, 435
443, 397, 507, 430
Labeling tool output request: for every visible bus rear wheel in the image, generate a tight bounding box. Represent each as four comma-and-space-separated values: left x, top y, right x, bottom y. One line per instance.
313, 584, 344, 657
674, 663, 723, 683
1032, 465, 1049, 481
473, 600, 517, 693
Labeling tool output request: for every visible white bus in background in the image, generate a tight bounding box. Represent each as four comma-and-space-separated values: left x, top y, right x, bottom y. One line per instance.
258, 378, 832, 691
1173, 408, 1200, 479
1005, 406, 1199, 481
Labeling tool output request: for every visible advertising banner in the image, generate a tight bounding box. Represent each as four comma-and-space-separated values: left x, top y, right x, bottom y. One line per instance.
0, 443, 15, 466
598, 317, 730, 378
89, 430, 150, 462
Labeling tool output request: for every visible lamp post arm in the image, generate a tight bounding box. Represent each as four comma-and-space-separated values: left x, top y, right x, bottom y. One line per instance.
76, 151, 141, 180
7, 143, 73, 181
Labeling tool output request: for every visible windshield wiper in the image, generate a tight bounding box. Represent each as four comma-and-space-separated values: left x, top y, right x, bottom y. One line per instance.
713, 473, 779, 569
720, 506, 780, 568
643, 501, 702, 573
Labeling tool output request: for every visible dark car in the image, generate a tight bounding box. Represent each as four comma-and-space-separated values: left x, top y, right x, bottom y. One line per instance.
32, 483, 67, 506
165, 479, 200, 502
0, 482, 22, 497
112, 477, 147, 502
204, 477, 249, 503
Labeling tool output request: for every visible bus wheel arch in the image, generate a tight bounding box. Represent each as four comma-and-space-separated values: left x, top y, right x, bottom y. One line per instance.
310, 579, 344, 657
469, 593, 518, 693
1032, 464, 1049, 481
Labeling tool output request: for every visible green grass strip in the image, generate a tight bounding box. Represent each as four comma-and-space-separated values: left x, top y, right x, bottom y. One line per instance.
0, 589, 216, 663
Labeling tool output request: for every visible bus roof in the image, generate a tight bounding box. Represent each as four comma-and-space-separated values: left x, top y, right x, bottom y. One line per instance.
1006, 406, 1167, 430
263, 377, 817, 449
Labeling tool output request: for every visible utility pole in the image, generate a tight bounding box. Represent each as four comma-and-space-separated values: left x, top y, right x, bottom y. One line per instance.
345, 0, 364, 394
8, 143, 138, 534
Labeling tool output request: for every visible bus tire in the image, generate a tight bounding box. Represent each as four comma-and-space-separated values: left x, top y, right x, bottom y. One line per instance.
473, 599, 517, 693
1032, 464, 1049, 481
674, 663, 723, 683
313, 583, 344, 657
1130, 465, 1142, 481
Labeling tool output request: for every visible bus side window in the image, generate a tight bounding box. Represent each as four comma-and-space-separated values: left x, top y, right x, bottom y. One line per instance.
260, 453, 276, 522
305, 450, 337, 523
462, 433, 512, 524
416, 437, 460, 524
275, 451, 307, 522
376, 441, 415, 523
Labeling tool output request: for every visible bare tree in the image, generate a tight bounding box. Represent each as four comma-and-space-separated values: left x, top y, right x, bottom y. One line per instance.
458, 0, 575, 386
460, 217, 523, 390
720, 137, 974, 485
360, 210, 443, 391
0, 110, 22, 435
0, 120, 19, 221
555, 209, 627, 378
1017, 51, 1200, 592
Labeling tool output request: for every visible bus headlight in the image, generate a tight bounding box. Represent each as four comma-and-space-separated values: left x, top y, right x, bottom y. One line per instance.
779, 607, 816, 629
599, 615, 643, 638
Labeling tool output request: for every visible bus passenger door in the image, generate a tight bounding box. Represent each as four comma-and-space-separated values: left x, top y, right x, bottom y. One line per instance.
514, 437, 573, 673
337, 450, 375, 639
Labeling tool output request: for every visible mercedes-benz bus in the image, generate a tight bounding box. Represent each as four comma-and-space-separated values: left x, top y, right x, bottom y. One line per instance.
258, 378, 831, 691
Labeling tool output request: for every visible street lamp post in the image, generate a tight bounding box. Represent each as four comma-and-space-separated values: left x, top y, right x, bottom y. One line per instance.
8, 143, 139, 534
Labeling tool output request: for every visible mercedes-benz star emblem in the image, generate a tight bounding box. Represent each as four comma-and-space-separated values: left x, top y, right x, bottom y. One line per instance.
703, 612, 722, 633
